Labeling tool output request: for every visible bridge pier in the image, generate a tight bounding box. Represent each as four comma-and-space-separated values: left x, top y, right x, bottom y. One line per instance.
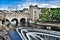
25, 18, 27, 22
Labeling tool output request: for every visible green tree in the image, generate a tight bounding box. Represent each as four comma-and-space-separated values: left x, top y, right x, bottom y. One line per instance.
39, 8, 60, 22
39, 8, 51, 22
51, 8, 60, 22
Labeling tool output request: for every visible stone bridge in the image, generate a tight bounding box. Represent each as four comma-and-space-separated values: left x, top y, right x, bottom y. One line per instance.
0, 12, 30, 26
0, 5, 41, 24
5, 13, 29, 22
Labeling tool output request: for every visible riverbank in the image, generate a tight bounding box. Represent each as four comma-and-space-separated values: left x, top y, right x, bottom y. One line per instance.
36, 22, 60, 31
36, 22, 60, 27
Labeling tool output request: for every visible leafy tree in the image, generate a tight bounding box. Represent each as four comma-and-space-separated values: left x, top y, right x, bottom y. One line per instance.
39, 8, 60, 22
39, 8, 51, 22
51, 8, 60, 22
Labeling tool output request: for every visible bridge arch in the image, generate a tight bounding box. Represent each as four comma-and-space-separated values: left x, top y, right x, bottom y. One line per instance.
20, 18, 26, 23
2, 19, 10, 26
11, 18, 18, 26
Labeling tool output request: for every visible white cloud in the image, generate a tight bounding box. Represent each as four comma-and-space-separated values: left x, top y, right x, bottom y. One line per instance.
39, 4, 60, 8
18, 3, 60, 10
0, 0, 60, 10
18, 2, 39, 10
18, 4, 29, 10
1, 3, 60, 10
0, 8, 8, 10
17, 0, 60, 9
8, 8, 16, 11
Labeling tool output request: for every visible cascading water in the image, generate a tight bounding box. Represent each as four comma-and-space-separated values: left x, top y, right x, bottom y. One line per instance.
11, 21, 16, 26
11, 18, 18, 26
16, 27, 60, 40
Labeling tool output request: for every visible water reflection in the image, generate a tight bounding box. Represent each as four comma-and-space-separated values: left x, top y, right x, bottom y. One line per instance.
11, 21, 16, 26
11, 22, 48, 29
8, 22, 60, 40
2, 20, 60, 31
20, 22, 31, 27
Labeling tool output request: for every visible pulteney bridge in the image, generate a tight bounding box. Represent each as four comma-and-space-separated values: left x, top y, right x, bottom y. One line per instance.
0, 5, 41, 25
5, 13, 29, 22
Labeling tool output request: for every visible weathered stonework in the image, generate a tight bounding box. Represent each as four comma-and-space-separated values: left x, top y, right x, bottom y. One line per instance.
0, 5, 42, 23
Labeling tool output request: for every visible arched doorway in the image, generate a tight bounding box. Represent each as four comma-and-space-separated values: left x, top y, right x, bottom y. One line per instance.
11, 18, 18, 26
2, 19, 10, 26
20, 18, 26, 23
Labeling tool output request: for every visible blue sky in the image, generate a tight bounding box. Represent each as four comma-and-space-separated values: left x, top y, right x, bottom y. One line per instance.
0, 0, 60, 10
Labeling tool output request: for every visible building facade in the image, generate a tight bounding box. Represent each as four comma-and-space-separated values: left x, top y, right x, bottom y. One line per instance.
0, 5, 42, 23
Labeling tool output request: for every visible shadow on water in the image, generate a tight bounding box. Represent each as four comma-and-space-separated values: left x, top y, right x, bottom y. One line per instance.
20, 22, 31, 27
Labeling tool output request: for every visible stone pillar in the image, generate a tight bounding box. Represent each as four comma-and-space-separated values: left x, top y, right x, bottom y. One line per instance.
25, 18, 27, 22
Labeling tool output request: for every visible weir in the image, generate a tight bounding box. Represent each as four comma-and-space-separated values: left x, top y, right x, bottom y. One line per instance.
16, 27, 60, 40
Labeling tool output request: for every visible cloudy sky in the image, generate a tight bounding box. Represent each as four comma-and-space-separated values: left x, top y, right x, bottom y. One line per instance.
0, 0, 60, 10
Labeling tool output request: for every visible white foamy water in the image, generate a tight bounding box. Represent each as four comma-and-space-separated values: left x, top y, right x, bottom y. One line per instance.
11, 21, 16, 25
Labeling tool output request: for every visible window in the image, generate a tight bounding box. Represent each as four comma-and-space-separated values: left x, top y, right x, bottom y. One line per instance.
34, 11, 37, 13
